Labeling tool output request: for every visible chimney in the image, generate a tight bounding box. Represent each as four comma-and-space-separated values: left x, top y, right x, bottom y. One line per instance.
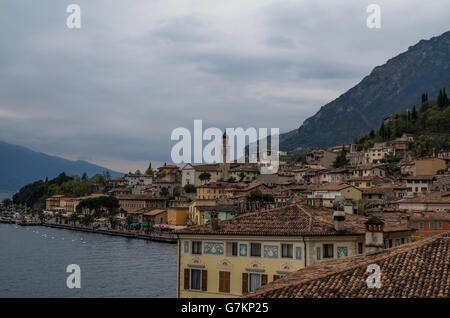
333, 210, 346, 232
210, 211, 220, 232
364, 216, 384, 255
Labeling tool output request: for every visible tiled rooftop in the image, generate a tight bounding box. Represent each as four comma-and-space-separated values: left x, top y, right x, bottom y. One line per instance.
396, 192, 450, 204
175, 204, 413, 236
245, 232, 450, 298
311, 182, 354, 191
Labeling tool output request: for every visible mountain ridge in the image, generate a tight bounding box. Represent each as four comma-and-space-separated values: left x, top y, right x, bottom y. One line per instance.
280, 30, 450, 151
0, 139, 123, 192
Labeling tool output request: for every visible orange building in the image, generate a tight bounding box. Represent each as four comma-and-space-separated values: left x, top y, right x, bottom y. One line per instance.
409, 212, 450, 238
167, 206, 189, 225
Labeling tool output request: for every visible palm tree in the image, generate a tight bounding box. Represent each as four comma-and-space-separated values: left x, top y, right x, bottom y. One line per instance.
108, 213, 119, 229
81, 214, 94, 227
69, 212, 80, 226
125, 214, 133, 230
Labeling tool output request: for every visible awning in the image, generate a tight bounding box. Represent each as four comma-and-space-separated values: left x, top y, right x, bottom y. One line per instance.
130, 222, 141, 226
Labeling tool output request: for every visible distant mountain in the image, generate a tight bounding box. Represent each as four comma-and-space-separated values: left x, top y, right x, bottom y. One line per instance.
280, 30, 450, 151
0, 140, 123, 192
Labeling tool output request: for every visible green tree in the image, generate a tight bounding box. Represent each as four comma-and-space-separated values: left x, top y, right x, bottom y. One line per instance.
246, 189, 274, 202
160, 187, 169, 197
412, 106, 418, 121
184, 184, 196, 194
227, 176, 237, 183
125, 214, 134, 228
69, 212, 80, 226
332, 149, 349, 168
199, 172, 211, 184
2, 198, 12, 208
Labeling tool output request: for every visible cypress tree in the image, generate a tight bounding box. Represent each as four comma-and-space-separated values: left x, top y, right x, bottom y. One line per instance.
412, 106, 417, 121
438, 89, 444, 107
379, 122, 385, 139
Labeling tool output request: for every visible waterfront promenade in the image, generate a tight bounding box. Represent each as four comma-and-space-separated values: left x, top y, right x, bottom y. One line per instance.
43, 222, 177, 243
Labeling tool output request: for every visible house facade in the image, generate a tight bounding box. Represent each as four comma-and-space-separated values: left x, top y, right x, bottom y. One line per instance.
175, 204, 414, 298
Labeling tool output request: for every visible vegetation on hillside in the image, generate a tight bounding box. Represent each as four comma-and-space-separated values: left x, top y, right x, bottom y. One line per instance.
354, 89, 450, 156
332, 149, 350, 168
12, 172, 111, 209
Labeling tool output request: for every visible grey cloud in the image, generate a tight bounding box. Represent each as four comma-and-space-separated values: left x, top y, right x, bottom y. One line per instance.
0, 0, 449, 171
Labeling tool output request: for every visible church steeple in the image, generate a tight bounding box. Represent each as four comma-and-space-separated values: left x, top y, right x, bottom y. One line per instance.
221, 132, 230, 180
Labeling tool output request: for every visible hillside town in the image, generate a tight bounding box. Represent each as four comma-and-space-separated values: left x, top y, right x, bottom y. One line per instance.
3, 131, 449, 298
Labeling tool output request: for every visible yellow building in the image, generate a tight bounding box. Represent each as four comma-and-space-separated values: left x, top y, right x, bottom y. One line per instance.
174, 204, 414, 298
348, 176, 384, 189
189, 200, 217, 225
364, 143, 393, 163
167, 206, 189, 226
307, 183, 362, 208
196, 182, 231, 200
45, 195, 65, 211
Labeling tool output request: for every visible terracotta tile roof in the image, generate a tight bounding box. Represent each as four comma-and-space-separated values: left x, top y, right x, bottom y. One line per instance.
142, 209, 167, 216
193, 164, 221, 172
197, 182, 232, 189
196, 205, 239, 213
229, 165, 259, 173
361, 187, 387, 195
403, 175, 436, 180
153, 179, 176, 184
116, 194, 167, 200
354, 163, 387, 171
348, 176, 385, 182
320, 168, 349, 175
311, 182, 355, 191
396, 192, 450, 204
158, 165, 180, 170
245, 232, 450, 298
383, 211, 450, 222
175, 204, 413, 236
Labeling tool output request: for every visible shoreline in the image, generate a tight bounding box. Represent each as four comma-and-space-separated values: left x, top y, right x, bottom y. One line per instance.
41, 223, 177, 243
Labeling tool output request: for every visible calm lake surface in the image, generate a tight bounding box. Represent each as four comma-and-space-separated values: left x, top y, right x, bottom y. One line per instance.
0, 224, 177, 297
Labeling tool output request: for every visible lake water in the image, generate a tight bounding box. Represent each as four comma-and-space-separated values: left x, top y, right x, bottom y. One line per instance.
0, 224, 178, 297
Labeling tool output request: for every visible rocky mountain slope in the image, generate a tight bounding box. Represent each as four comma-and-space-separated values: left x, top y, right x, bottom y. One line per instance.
280, 30, 450, 151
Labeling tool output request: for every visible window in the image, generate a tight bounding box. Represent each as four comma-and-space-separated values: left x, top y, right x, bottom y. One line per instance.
218, 271, 231, 293
249, 274, 261, 292
429, 221, 434, 229
227, 242, 238, 256
419, 222, 424, 229
438, 221, 443, 229
191, 269, 201, 290
323, 244, 334, 258
358, 242, 363, 254
192, 241, 202, 255
250, 243, 261, 257
281, 244, 293, 258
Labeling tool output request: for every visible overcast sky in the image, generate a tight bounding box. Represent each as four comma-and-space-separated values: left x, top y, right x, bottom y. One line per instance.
0, 0, 449, 172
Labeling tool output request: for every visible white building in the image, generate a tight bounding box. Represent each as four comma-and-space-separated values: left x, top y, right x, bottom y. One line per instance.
124, 173, 153, 187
